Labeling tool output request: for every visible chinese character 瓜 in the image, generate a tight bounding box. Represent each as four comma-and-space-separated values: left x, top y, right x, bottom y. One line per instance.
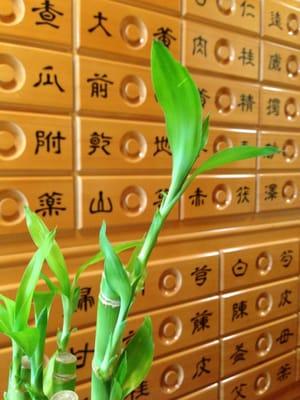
237, 94, 256, 112
35, 130, 66, 154
32, 1, 63, 29
280, 250, 293, 268
232, 259, 248, 277
70, 342, 94, 369
266, 98, 280, 116
35, 192, 66, 217
153, 136, 171, 156
232, 383, 247, 400
232, 301, 248, 321
190, 265, 212, 287
241, 1, 255, 18
276, 328, 294, 345
264, 183, 278, 201
278, 289, 292, 307
268, 53, 281, 71
236, 186, 250, 204
238, 48, 255, 66
192, 36, 208, 57
192, 356, 211, 379
189, 187, 207, 207
88, 132, 112, 155
153, 27, 176, 48
88, 12, 112, 36
230, 343, 248, 364
198, 88, 210, 108
269, 11, 283, 30
277, 363, 292, 381
153, 188, 168, 208
190, 309, 212, 334
33, 66, 65, 92
77, 287, 95, 312
87, 74, 114, 98
89, 191, 113, 214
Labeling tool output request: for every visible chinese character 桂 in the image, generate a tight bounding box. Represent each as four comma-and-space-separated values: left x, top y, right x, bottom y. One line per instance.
33, 65, 65, 92
153, 136, 171, 156
32, 1, 63, 29
153, 27, 176, 48
35, 192, 66, 217
87, 73, 114, 98
35, 130, 66, 154
232, 301, 248, 321
190, 265, 212, 287
77, 287, 95, 312
190, 309, 212, 334
269, 53, 282, 71
189, 187, 207, 207
88, 132, 112, 156
192, 36, 208, 57
230, 343, 248, 364
88, 12, 112, 36
70, 342, 94, 369
89, 191, 113, 214
238, 48, 255, 66
192, 356, 211, 379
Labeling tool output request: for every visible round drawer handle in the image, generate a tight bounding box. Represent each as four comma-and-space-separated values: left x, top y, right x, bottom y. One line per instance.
0, 189, 28, 226
0, 0, 25, 25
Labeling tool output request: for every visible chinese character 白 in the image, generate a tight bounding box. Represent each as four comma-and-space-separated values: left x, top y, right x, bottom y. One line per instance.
190, 310, 212, 334
33, 65, 65, 92
232, 259, 248, 277
190, 265, 212, 287
89, 191, 113, 214
153, 27, 176, 48
32, 1, 63, 29
77, 287, 95, 312
87, 73, 113, 98
232, 301, 248, 321
35, 192, 66, 217
88, 12, 112, 36
35, 130, 66, 154
88, 132, 112, 155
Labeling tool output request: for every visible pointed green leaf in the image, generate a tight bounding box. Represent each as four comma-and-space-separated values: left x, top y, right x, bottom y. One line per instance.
14, 230, 55, 330
0, 305, 13, 333
43, 352, 56, 398
24, 206, 70, 297
11, 327, 40, 356
109, 378, 123, 400
200, 115, 210, 150
33, 291, 55, 319
0, 294, 15, 328
117, 317, 154, 397
151, 40, 202, 201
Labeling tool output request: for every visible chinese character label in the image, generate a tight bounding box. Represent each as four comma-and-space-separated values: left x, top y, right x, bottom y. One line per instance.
88, 12, 112, 36
89, 191, 113, 214
32, 1, 63, 29
190, 310, 212, 333
153, 27, 176, 48
35, 192, 66, 217
87, 74, 113, 98
232, 259, 248, 277
33, 66, 65, 92
70, 342, 94, 369
88, 132, 112, 155
35, 130, 66, 154
230, 343, 248, 364
189, 187, 207, 206
190, 265, 212, 286
232, 301, 248, 321
192, 356, 211, 379
192, 36, 208, 57
77, 287, 95, 312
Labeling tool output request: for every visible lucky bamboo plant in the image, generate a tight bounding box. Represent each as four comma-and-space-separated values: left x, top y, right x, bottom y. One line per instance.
0, 40, 278, 400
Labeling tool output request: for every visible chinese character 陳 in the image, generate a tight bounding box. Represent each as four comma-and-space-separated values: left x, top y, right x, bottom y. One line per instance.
264, 183, 278, 201
35, 192, 66, 217
89, 191, 113, 214
153, 136, 171, 156
31, 1, 63, 29
153, 27, 176, 48
87, 74, 113, 98
278, 289, 292, 307
88, 132, 112, 155
238, 48, 255, 66
190, 310, 212, 334
70, 342, 94, 369
236, 186, 250, 204
192, 356, 211, 379
88, 12, 112, 36
35, 130, 66, 154
237, 94, 256, 112
33, 65, 65, 92
267, 98, 280, 116
77, 287, 95, 312
280, 250, 293, 268
189, 187, 207, 206
232, 301, 248, 321
192, 36, 208, 57
230, 343, 248, 364
190, 265, 212, 287
268, 53, 282, 71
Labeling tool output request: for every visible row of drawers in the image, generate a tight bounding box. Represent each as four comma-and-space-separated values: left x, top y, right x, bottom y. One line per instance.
2, 173, 300, 232
1, 0, 299, 50
1, 115, 300, 172
1, 43, 299, 125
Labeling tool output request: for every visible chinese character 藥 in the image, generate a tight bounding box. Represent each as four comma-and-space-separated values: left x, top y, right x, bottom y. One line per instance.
35, 192, 66, 217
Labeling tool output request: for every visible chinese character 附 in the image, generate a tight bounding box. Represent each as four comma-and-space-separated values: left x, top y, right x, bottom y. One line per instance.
153, 27, 176, 48
35, 130, 66, 154
35, 192, 66, 217
32, 1, 63, 29
33, 65, 65, 92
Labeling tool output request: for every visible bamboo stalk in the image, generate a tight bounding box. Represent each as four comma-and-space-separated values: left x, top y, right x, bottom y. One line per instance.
52, 352, 77, 394
50, 390, 78, 400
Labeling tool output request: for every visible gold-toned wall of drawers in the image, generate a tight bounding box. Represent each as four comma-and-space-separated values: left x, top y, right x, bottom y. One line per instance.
1, 0, 300, 399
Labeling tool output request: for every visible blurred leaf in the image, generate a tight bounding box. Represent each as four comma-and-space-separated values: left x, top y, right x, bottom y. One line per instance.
117, 317, 154, 397
11, 327, 40, 356
0, 294, 15, 328
43, 352, 56, 398
151, 40, 202, 202
109, 378, 123, 400
24, 206, 70, 297
200, 115, 210, 151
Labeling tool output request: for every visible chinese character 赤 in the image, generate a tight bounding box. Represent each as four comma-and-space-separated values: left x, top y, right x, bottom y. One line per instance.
32, 1, 63, 29
77, 287, 95, 312
198, 88, 210, 108
89, 191, 113, 214
153, 27, 176, 48
276, 328, 294, 345
267, 98, 280, 116
88, 132, 112, 155
264, 183, 278, 201
277, 363, 292, 381
269, 11, 283, 30
88, 12, 112, 36
238, 48, 255, 66
241, 1, 255, 17
192, 356, 211, 379
153, 188, 168, 208
190, 309, 212, 334
35, 192, 66, 217
33, 65, 65, 92
230, 343, 248, 364
280, 250, 293, 268
192, 36, 208, 57
190, 265, 212, 287
231, 383, 247, 400
232, 301, 248, 321
122, 330, 135, 346
236, 186, 250, 204
238, 94, 256, 112
87, 74, 113, 98
278, 289, 292, 307
153, 136, 171, 156
70, 342, 94, 369
129, 381, 150, 399
189, 187, 207, 206
35, 130, 66, 155
268, 53, 281, 71
232, 259, 248, 277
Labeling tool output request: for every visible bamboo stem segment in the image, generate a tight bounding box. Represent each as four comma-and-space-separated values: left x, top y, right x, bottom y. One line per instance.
52, 352, 77, 394
50, 390, 79, 400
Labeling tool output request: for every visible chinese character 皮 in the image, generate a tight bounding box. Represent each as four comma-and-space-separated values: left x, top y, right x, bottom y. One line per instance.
238, 48, 255, 66
232, 259, 248, 277
278, 289, 292, 307
198, 88, 210, 108
32, 1, 63, 29
35, 130, 66, 154
128, 381, 150, 399
35, 192, 66, 217
190, 265, 212, 287
230, 343, 248, 364
87, 74, 113, 98
192, 36, 208, 57
153, 188, 168, 208
33, 66, 65, 92
232, 383, 247, 400
232, 301, 248, 321
190, 309, 212, 334
153, 27, 176, 48
267, 98, 280, 116
280, 250, 293, 268
269, 11, 283, 30
70, 342, 94, 369
241, 1, 255, 17
88, 132, 112, 155
276, 328, 294, 345
238, 94, 256, 112
268, 53, 282, 71
236, 186, 250, 204
277, 363, 292, 381
77, 287, 95, 312
153, 136, 171, 156
88, 12, 112, 36
89, 191, 113, 214
264, 183, 278, 201
192, 356, 211, 379
189, 187, 207, 207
